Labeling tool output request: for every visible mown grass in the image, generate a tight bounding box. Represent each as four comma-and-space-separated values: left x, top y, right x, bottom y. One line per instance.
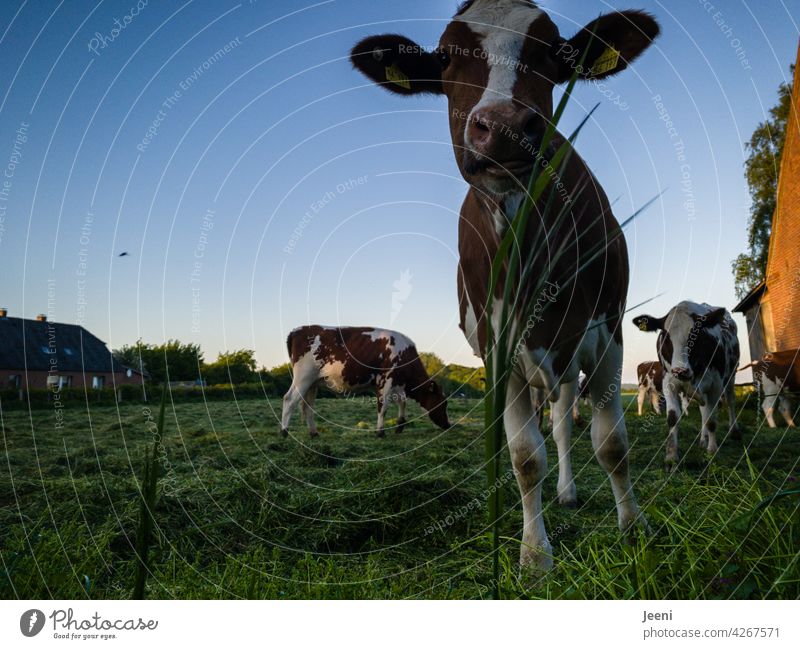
0, 392, 798, 599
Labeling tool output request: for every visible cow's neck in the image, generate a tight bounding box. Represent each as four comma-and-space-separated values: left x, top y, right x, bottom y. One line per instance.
478, 191, 526, 238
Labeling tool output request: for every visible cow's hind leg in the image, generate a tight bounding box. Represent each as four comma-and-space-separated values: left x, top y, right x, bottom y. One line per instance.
588, 343, 645, 534
505, 371, 552, 572
778, 395, 796, 428
301, 384, 319, 437
637, 386, 646, 416
281, 374, 315, 437
699, 397, 720, 455
725, 379, 741, 439
552, 379, 577, 507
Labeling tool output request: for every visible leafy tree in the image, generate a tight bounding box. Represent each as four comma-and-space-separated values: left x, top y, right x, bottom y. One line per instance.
419, 352, 446, 378
203, 349, 257, 385
113, 340, 203, 383
732, 66, 794, 300
258, 363, 293, 395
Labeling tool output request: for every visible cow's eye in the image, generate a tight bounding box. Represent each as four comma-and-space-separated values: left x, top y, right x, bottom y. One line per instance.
436, 48, 451, 70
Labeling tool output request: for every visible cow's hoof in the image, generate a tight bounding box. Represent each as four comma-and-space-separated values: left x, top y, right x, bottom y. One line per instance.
309, 431, 320, 438
664, 457, 678, 473
280, 428, 289, 438
559, 497, 579, 509
376, 430, 386, 438
519, 543, 554, 576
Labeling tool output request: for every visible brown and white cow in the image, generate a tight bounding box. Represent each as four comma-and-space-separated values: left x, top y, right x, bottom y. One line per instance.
351, 0, 659, 570
632, 302, 741, 465
637, 361, 663, 415
281, 326, 450, 437
637, 360, 690, 417
741, 349, 799, 428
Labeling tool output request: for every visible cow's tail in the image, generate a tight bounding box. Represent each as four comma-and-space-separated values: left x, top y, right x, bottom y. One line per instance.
737, 360, 759, 373
286, 328, 299, 360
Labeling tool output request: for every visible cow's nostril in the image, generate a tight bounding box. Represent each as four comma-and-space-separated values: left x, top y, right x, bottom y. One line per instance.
473, 119, 490, 132
523, 113, 543, 139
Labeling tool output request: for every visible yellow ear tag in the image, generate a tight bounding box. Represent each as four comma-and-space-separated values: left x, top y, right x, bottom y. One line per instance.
385, 63, 411, 90
638, 321, 648, 331
591, 46, 620, 76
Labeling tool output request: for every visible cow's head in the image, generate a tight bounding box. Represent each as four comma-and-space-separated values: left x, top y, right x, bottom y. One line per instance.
351, 1, 659, 196
633, 302, 728, 382
411, 380, 451, 429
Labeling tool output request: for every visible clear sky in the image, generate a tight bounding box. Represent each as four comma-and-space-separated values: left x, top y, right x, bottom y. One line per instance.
0, 0, 797, 381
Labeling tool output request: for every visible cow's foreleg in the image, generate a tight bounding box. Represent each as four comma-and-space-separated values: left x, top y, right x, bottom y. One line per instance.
699, 397, 720, 455
301, 384, 319, 437
588, 345, 645, 533
396, 391, 407, 433
680, 393, 690, 416
663, 383, 683, 468
552, 379, 577, 507
505, 371, 552, 572
375, 378, 393, 438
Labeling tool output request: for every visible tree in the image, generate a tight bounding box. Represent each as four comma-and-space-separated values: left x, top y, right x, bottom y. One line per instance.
732, 66, 794, 300
419, 352, 446, 378
202, 349, 257, 385
113, 340, 203, 383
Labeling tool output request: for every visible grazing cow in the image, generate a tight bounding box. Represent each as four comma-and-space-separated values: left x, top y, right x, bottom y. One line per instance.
282, 326, 450, 437
636, 361, 690, 416
351, 0, 659, 570
632, 301, 741, 465
741, 350, 799, 428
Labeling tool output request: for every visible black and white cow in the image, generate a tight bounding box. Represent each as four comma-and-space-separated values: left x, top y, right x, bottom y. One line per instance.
740, 349, 799, 428
633, 301, 740, 465
282, 326, 451, 437
351, 0, 660, 569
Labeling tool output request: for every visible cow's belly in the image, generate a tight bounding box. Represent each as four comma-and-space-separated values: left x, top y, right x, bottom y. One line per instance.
461, 292, 482, 358
318, 362, 375, 394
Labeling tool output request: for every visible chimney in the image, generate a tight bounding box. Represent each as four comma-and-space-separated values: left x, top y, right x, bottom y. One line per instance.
0, 307, 6, 318
36, 314, 47, 322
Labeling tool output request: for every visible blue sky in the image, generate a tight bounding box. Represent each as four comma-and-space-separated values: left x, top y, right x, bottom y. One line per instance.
0, 0, 797, 381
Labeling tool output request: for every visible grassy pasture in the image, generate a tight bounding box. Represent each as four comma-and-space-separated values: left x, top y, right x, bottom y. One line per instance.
1, 392, 798, 599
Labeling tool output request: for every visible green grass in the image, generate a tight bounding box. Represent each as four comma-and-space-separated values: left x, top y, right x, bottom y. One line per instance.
0, 393, 798, 599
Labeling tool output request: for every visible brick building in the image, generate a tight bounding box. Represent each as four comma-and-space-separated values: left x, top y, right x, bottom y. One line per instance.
735, 42, 800, 361
0, 309, 144, 390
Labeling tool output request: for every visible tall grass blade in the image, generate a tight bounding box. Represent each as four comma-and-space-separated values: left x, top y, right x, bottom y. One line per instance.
132, 383, 167, 599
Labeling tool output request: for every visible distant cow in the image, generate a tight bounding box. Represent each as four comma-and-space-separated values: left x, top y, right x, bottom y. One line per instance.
633, 301, 740, 465
636, 361, 689, 416
281, 326, 450, 437
741, 350, 799, 428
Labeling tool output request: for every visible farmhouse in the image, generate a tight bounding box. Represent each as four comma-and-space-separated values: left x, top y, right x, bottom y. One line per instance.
0, 308, 143, 390
734, 44, 800, 360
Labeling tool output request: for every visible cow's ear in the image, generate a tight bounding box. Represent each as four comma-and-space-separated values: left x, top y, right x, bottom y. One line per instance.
351, 34, 443, 95
703, 308, 727, 327
632, 314, 664, 332
552, 10, 660, 83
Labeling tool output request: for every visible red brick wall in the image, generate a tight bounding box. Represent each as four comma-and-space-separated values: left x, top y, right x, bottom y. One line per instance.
2, 369, 144, 390
765, 41, 800, 352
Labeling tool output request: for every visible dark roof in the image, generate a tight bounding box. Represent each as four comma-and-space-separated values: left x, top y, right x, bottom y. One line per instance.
0, 316, 130, 373
732, 281, 766, 313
